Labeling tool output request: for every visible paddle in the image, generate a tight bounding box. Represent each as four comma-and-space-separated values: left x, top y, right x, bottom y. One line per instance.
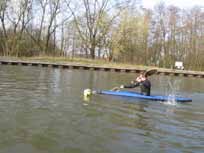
111, 86, 120, 91
144, 68, 158, 77
111, 68, 158, 91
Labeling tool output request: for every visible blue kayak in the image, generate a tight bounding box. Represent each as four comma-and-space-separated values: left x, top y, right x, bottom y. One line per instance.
98, 90, 192, 102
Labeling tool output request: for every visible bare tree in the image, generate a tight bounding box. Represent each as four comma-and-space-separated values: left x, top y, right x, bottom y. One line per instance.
1, 0, 33, 56
0, 0, 10, 55
67, 0, 126, 59
37, 0, 49, 48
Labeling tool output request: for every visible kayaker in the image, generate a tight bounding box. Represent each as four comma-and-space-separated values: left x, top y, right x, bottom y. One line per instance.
120, 72, 151, 96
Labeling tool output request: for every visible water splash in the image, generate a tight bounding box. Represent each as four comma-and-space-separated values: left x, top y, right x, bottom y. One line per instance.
163, 78, 180, 106
164, 94, 178, 106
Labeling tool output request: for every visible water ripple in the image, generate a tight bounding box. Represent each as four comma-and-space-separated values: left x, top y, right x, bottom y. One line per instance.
0, 65, 203, 153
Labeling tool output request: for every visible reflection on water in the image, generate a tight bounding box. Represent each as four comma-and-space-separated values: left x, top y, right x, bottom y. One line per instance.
0, 65, 203, 153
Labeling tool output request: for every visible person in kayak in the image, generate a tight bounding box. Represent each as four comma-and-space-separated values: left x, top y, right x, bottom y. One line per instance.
120, 72, 151, 96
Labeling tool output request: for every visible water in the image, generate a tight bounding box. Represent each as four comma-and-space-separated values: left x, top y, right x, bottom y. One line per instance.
0, 65, 203, 153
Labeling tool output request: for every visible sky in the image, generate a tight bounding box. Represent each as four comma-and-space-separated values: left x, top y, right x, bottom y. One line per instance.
142, 0, 204, 9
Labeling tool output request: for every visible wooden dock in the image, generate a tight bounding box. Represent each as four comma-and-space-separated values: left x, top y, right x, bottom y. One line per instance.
0, 59, 203, 78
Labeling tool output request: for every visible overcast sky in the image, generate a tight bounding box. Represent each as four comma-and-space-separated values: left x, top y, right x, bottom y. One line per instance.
142, 0, 204, 9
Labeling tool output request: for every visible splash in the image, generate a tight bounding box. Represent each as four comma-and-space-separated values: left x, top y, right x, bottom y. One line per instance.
163, 94, 178, 106
163, 79, 180, 106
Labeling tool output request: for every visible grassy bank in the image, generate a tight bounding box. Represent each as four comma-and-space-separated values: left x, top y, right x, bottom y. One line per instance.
0, 56, 157, 70
1, 56, 204, 77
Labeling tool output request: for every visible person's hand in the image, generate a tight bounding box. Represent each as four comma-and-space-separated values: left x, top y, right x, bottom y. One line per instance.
136, 77, 141, 82
120, 85, 124, 88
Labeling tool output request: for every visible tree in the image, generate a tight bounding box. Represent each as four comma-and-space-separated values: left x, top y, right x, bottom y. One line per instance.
110, 8, 152, 64
68, 0, 125, 59
0, 0, 9, 55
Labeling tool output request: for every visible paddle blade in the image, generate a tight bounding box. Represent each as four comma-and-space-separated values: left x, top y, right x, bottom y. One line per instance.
144, 69, 157, 77
111, 87, 120, 91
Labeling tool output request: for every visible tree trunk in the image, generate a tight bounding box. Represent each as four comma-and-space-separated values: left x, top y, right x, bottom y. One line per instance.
90, 46, 95, 59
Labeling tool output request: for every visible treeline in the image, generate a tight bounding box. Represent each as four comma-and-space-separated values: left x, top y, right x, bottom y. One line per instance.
0, 0, 204, 70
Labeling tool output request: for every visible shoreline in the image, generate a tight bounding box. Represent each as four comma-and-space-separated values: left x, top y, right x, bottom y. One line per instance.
0, 56, 203, 78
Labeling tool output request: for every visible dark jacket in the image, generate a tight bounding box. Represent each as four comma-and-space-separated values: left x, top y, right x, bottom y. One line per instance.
123, 79, 151, 96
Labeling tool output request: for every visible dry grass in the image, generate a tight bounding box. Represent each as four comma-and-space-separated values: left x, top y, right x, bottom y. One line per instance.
0, 56, 157, 70
19, 56, 156, 70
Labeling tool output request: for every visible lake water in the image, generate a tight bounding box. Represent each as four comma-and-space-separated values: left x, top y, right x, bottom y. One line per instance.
0, 65, 203, 153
